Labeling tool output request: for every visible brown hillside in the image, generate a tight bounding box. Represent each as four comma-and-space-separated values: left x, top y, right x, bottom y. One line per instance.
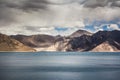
0, 33, 36, 52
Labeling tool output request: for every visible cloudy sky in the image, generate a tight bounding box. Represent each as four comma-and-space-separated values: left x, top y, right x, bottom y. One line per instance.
0, 0, 120, 35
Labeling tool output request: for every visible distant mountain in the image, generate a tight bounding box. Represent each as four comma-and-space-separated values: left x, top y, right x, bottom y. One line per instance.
0, 33, 35, 52
11, 34, 56, 48
67, 30, 120, 52
4, 29, 120, 52
70, 29, 92, 38
24, 29, 93, 52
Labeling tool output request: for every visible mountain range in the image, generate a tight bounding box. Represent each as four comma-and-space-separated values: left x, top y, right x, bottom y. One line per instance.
0, 30, 120, 52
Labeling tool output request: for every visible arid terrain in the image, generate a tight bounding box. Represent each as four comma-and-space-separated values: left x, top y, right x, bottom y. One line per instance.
0, 30, 120, 52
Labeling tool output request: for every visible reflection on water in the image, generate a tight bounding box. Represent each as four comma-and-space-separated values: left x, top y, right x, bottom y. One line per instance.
0, 52, 120, 80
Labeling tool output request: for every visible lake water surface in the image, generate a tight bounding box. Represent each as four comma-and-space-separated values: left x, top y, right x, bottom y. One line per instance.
0, 52, 120, 80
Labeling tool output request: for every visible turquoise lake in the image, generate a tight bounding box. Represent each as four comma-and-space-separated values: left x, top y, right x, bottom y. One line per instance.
0, 52, 120, 80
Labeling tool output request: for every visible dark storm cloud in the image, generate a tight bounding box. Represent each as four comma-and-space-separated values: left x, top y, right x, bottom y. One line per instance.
0, 0, 49, 11
0, 7, 17, 26
0, 0, 120, 35
0, 0, 76, 11
111, 1, 120, 7
21, 0, 49, 11
82, 0, 120, 8
0, 0, 50, 27
0, 0, 120, 12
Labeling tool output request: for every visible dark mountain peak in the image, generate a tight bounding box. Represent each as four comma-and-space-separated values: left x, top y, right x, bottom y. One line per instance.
55, 35, 62, 38
93, 30, 120, 41
76, 29, 89, 32
111, 30, 120, 32
67, 30, 120, 52
110, 30, 120, 35
70, 29, 92, 38
95, 30, 120, 35
94, 30, 109, 36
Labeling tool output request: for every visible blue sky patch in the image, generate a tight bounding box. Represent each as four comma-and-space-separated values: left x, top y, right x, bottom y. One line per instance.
54, 27, 69, 32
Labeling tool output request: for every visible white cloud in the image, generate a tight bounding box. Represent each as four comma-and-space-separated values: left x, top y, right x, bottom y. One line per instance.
0, 0, 120, 35
109, 24, 120, 30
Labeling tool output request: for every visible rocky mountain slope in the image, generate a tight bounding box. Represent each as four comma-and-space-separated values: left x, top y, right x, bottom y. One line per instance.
91, 40, 120, 52
10, 34, 67, 51
0, 33, 35, 52
67, 30, 120, 52
11, 34, 56, 47
70, 30, 92, 38
32, 30, 120, 52
1, 29, 119, 52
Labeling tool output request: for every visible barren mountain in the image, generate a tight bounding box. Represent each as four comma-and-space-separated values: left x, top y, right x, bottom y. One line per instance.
0, 33, 35, 52
70, 30, 92, 38
91, 40, 120, 52
67, 30, 120, 52
11, 34, 56, 48
9, 30, 120, 52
